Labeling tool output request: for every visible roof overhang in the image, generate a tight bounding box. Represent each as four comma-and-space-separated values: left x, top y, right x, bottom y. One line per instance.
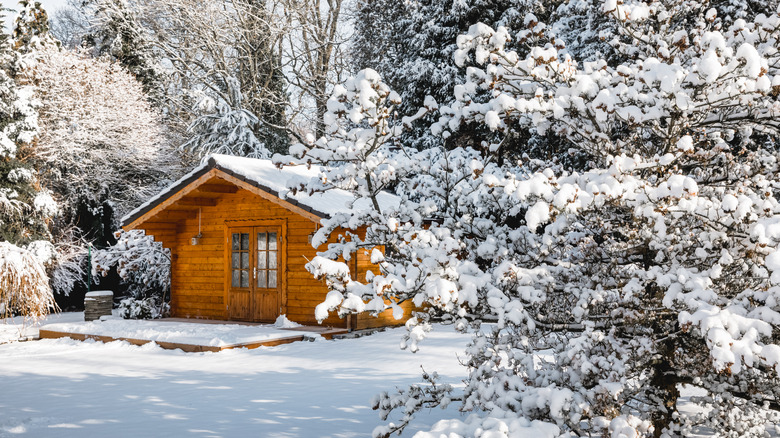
122, 157, 327, 231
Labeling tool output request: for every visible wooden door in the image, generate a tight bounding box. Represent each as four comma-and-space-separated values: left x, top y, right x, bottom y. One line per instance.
252, 228, 281, 322
228, 229, 253, 321
227, 226, 283, 322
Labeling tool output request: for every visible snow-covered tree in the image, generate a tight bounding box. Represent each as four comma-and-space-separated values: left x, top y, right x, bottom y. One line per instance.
182, 77, 272, 160
77, 0, 291, 155
351, 0, 532, 152
0, 6, 52, 246
296, 0, 780, 435
79, 0, 165, 103
278, 0, 351, 138
49, 1, 90, 49
22, 44, 180, 242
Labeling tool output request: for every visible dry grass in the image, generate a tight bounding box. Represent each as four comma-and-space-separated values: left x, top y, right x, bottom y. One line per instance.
0, 242, 58, 322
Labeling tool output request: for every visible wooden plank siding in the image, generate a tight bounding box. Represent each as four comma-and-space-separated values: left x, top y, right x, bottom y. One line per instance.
126, 172, 415, 330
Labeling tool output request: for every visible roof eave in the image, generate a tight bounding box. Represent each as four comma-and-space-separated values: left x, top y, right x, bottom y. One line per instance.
121, 158, 329, 230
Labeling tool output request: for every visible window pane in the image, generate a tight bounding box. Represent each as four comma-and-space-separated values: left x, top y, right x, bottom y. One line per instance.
268, 270, 277, 288
268, 232, 277, 250
241, 233, 249, 250
268, 251, 277, 269
257, 270, 267, 288
232, 233, 239, 250
241, 252, 249, 269
258, 251, 267, 269
257, 233, 267, 250
231, 253, 239, 269
241, 270, 249, 288
231, 270, 240, 287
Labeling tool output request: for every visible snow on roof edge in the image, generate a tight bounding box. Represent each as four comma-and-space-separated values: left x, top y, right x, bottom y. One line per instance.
120, 154, 400, 228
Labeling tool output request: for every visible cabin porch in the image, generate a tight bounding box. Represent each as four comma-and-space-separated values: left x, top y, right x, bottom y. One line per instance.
38, 317, 349, 353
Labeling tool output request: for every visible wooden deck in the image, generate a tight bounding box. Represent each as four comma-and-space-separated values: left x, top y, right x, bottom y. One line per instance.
39, 319, 348, 353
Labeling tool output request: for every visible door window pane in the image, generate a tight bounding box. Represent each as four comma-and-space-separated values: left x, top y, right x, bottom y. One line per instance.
268, 251, 277, 269
232, 270, 240, 287
257, 233, 267, 250
268, 270, 277, 288
258, 251, 267, 269
241, 252, 249, 269
257, 271, 267, 288
240, 271, 249, 288
241, 233, 249, 250
232, 233, 239, 250
268, 233, 277, 250
231, 253, 239, 269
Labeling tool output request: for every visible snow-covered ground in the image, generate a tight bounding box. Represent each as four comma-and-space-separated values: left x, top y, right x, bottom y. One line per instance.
0, 311, 85, 344
0, 313, 468, 438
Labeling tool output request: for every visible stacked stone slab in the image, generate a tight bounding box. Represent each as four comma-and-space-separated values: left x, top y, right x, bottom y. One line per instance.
84, 290, 113, 321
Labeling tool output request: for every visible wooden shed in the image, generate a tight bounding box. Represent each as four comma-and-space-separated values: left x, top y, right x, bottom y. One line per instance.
121, 154, 412, 330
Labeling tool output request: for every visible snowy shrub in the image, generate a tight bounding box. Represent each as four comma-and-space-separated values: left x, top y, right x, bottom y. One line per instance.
0, 241, 58, 321
290, 1, 780, 435
93, 230, 170, 319
48, 236, 88, 297
117, 296, 169, 320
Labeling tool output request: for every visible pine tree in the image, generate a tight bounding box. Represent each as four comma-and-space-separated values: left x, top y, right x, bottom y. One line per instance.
0, 5, 58, 320
80, 0, 164, 103
233, 0, 289, 155
0, 6, 52, 246
351, 0, 549, 153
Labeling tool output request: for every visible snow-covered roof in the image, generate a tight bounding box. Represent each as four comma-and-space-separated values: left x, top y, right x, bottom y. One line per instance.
121, 154, 399, 227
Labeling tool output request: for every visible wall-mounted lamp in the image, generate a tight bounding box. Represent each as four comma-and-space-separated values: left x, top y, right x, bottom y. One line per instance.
191, 207, 203, 245
307, 231, 316, 245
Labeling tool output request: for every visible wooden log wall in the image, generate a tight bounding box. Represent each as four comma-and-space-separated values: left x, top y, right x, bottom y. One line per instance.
140, 179, 414, 329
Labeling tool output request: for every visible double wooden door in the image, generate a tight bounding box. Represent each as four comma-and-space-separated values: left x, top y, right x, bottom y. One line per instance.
227, 226, 283, 322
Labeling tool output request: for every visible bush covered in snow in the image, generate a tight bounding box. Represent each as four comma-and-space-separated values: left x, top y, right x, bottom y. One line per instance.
0, 241, 58, 321
117, 296, 169, 320
93, 230, 170, 319
287, 1, 780, 436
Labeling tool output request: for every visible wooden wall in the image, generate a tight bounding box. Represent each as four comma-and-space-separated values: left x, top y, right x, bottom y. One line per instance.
139, 177, 413, 329
351, 247, 414, 330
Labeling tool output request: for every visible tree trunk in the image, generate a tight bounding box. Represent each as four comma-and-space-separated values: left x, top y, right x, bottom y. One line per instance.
650, 338, 680, 437
315, 75, 328, 138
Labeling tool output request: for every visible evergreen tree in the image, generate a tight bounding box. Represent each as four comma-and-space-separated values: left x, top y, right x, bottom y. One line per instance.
0, 6, 52, 246
232, 0, 289, 155
80, 0, 164, 103
351, 0, 549, 153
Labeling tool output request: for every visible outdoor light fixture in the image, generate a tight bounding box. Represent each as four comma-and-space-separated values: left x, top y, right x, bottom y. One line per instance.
191, 207, 203, 245
307, 231, 316, 244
